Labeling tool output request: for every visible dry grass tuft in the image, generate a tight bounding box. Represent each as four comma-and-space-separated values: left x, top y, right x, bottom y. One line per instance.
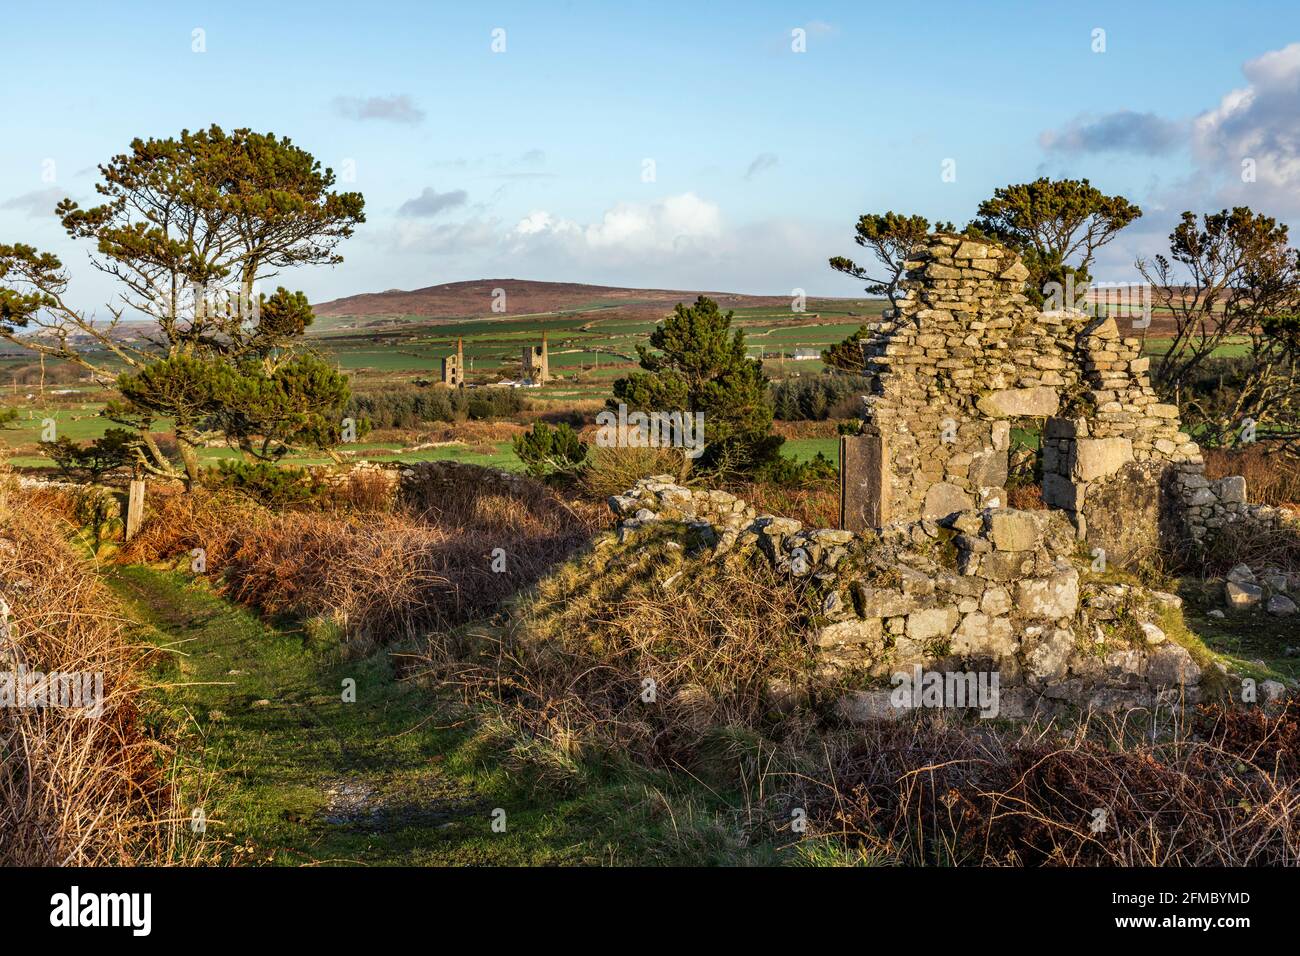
734, 479, 840, 528
1204, 446, 1300, 507
579, 445, 692, 500
803, 702, 1300, 866
432, 534, 819, 769
0, 482, 182, 865
1007, 482, 1045, 510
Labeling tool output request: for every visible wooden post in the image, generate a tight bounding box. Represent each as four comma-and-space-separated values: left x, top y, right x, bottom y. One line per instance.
839, 434, 890, 532
124, 479, 146, 541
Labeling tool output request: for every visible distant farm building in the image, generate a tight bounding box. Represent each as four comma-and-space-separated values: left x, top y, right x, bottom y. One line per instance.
792, 348, 821, 361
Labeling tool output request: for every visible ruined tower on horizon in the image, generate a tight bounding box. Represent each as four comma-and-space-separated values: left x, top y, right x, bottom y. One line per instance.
523, 332, 550, 385
441, 336, 465, 388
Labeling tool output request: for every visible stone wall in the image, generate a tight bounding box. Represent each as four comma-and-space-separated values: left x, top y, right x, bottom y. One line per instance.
853, 235, 1059, 525
613, 476, 1203, 718
1037, 313, 1289, 559
843, 232, 1292, 565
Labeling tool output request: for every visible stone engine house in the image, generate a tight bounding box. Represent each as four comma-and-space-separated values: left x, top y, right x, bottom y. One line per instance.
441, 337, 465, 388
522, 333, 550, 384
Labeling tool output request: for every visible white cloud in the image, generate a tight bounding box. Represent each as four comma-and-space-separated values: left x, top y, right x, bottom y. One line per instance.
506, 192, 723, 258
367, 192, 850, 294
512, 210, 565, 236
0, 187, 66, 219
1031, 42, 1300, 283
1192, 42, 1300, 213
332, 94, 425, 124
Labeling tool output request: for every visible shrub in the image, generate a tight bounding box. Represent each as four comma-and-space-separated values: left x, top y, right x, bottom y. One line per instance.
1199, 517, 1300, 577
612, 295, 782, 476
807, 702, 1300, 866
1204, 445, 1300, 507
580, 445, 692, 499
512, 422, 588, 478
757, 451, 838, 486
41, 428, 136, 484
465, 388, 525, 420
346, 384, 526, 429
208, 460, 322, 508
124, 465, 606, 647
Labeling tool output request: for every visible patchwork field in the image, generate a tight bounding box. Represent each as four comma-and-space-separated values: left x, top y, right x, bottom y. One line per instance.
0, 279, 1265, 475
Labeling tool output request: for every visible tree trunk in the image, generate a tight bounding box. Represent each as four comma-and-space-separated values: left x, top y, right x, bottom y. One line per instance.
178, 437, 201, 492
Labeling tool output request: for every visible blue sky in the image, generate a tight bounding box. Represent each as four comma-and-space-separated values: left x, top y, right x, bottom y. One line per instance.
3, 0, 1299, 310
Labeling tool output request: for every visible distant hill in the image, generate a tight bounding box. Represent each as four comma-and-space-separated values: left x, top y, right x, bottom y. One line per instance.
312, 279, 805, 320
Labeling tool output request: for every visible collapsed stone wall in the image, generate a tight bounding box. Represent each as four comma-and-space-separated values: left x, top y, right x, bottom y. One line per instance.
1040, 312, 1291, 557
612, 476, 1204, 719
843, 233, 1292, 565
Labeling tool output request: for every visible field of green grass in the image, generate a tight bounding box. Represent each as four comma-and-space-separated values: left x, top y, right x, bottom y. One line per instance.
1, 400, 525, 472
307, 298, 884, 386
0, 296, 1261, 475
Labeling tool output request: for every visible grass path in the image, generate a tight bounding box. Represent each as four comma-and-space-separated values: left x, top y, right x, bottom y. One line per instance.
106, 564, 766, 866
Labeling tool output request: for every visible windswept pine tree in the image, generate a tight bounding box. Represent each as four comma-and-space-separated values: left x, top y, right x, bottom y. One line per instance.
612, 295, 782, 475
0, 126, 367, 488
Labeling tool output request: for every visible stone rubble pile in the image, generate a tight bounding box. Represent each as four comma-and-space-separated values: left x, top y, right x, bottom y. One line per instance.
611, 475, 1205, 718
1222, 563, 1300, 616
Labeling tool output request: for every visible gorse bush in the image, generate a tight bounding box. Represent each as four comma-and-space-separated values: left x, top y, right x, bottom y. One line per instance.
41, 428, 136, 484
758, 451, 838, 486
511, 422, 588, 478
208, 460, 321, 508
346, 385, 525, 429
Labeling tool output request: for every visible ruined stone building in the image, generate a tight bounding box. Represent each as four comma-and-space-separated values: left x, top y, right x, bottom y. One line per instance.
441, 337, 465, 388
523, 333, 550, 384
840, 234, 1282, 566
596, 234, 1296, 717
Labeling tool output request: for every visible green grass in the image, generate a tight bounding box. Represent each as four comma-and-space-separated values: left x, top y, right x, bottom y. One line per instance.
1142, 335, 1253, 358
107, 563, 780, 866
782, 437, 838, 463
3, 402, 527, 472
